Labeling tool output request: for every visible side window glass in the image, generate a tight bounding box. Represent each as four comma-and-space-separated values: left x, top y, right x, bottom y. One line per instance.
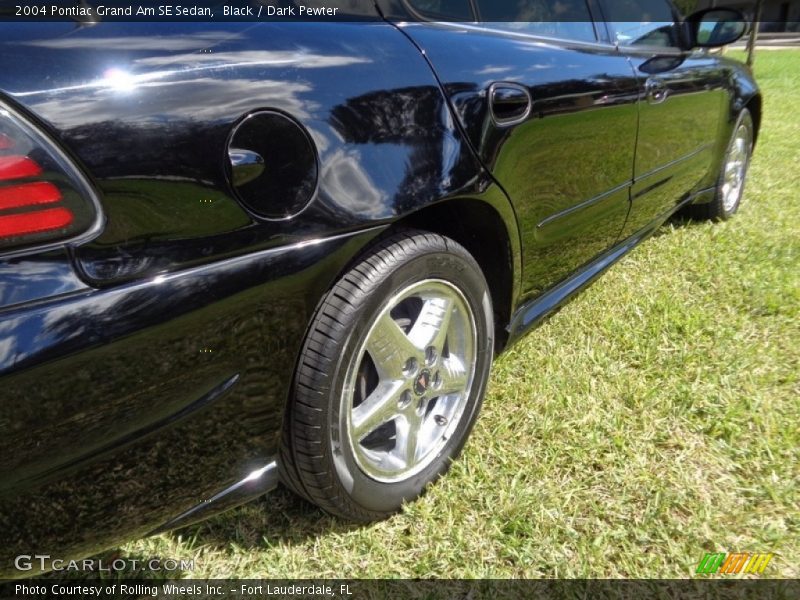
605, 0, 682, 48
475, 0, 597, 42
406, 0, 474, 20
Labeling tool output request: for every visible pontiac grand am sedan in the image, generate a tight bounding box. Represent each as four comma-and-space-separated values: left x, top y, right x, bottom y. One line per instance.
0, 0, 758, 576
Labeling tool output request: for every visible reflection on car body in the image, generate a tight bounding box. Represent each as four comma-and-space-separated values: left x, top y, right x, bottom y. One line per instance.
0, 0, 758, 577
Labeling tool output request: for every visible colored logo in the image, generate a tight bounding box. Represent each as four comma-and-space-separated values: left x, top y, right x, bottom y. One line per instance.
696, 552, 774, 575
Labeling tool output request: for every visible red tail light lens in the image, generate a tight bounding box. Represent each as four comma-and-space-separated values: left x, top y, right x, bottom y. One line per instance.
0, 207, 73, 238
0, 155, 42, 180
0, 182, 62, 210
0, 103, 101, 255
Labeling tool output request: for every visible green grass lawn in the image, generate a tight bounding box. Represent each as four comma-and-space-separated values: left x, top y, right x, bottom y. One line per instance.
123, 50, 799, 579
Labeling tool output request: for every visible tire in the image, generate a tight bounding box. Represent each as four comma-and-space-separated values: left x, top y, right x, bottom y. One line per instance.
280, 230, 494, 521
687, 108, 754, 221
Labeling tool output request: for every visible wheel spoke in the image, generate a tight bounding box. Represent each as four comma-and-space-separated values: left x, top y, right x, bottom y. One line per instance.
366, 313, 420, 379
439, 355, 469, 395
393, 415, 421, 468
721, 124, 752, 213
345, 278, 478, 482
726, 160, 742, 176
408, 296, 453, 353
352, 380, 405, 439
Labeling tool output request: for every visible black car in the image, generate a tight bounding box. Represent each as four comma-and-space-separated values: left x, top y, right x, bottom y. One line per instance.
0, 1, 759, 576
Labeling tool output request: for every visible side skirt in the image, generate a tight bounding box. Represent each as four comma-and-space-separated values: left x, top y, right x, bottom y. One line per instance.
506, 189, 712, 346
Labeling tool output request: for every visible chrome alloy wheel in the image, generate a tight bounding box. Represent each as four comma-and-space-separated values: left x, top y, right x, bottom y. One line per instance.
342, 279, 477, 483
721, 121, 752, 213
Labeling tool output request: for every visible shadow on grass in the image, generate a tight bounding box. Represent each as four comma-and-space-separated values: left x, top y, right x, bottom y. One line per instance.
169, 484, 360, 551
650, 210, 707, 239
30, 487, 355, 586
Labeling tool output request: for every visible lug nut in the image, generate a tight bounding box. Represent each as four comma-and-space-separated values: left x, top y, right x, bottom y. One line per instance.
434, 415, 448, 426
425, 346, 438, 366
403, 357, 418, 377
398, 390, 412, 409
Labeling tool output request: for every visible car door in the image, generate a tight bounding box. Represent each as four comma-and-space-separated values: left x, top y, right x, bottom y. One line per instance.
601, 0, 729, 238
395, 0, 641, 300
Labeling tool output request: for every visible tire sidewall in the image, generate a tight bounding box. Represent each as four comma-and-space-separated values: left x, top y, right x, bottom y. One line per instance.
324, 245, 494, 514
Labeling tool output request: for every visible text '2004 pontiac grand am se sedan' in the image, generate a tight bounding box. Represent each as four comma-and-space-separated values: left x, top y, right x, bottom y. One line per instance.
0, 0, 759, 576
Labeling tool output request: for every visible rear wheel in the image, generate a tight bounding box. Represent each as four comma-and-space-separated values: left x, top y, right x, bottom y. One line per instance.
280, 231, 494, 521
688, 109, 754, 221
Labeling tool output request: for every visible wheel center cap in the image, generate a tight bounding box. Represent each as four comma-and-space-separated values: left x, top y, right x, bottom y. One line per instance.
414, 369, 431, 396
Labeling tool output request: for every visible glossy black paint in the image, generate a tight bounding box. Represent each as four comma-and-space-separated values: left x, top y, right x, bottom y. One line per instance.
0, 9, 759, 576
0, 228, 386, 572
398, 23, 641, 299
0, 21, 491, 285
620, 48, 729, 238
392, 20, 759, 302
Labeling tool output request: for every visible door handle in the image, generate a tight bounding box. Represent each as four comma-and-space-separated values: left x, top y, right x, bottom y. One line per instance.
489, 83, 532, 125
645, 78, 669, 105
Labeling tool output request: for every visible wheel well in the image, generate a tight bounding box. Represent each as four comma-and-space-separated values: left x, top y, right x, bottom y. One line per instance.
747, 94, 763, 145
391, 199, 514, 352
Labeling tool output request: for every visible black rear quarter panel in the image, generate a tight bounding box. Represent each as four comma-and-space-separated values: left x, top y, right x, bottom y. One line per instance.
0, 20, 511, 574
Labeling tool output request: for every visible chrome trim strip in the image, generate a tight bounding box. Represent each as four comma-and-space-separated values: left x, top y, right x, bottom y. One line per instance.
402, 21, 617, 52
616, 45, 688, 58
149, 460, 280, 535
633, 143, 714, 189
537, 181, 631, 229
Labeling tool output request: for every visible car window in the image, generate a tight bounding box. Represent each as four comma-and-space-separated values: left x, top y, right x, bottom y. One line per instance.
406, 0, 474, 20
475, 0, 597, 42
604, 0, 682, 49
